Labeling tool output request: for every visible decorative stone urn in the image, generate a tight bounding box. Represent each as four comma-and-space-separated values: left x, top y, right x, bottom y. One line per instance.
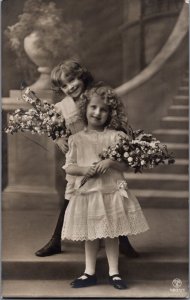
24, 31, 53, 91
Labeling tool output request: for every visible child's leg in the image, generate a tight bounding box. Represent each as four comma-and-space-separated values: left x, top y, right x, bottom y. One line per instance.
35, 199, 69, 257
71, 240, 99, 288
105, 237, 119, 276
105, 237, 127, 290
119, 236, 139, 258
84, 239, 99, 275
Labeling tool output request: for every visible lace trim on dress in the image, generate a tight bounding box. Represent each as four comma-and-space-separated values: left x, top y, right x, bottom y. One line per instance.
62, 210, 149, 241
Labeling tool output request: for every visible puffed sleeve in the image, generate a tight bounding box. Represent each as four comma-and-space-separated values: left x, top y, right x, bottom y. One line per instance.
62, 135, 77, 169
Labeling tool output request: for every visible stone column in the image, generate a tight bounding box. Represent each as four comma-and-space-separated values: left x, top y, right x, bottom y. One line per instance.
2, 90, 66, 210
121, 0, 142, 81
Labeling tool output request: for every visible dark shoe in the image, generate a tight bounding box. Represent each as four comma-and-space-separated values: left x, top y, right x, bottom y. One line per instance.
109, 274, 127, 290
119, 236, 139, 258
71, 273, 97, 288
35, 238, 62, 257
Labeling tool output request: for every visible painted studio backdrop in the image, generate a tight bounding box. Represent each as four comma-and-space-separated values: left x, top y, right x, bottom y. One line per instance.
2, 0, 189, 298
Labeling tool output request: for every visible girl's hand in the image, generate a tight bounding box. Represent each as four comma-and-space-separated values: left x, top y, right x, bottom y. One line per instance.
55, 137, 68, 154
94, 159, 113, 174
85, 164, 97, 177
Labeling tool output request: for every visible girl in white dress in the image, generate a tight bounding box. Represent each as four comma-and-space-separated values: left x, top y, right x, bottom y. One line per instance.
62, 84, 149, 289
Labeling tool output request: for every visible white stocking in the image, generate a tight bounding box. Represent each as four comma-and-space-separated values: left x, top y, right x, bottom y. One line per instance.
84, 239, 99, 276
105, 237, 119, 276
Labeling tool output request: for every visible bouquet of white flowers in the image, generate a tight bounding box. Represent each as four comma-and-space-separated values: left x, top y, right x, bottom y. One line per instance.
99, 128, 175, 173
79, 128, 175, 187
5, 88, 71, 140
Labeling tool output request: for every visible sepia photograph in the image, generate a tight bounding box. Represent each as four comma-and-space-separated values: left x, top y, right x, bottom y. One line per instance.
1, 0, 189, 298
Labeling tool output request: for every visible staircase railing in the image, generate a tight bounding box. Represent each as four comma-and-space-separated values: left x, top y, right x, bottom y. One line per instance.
117, 3, 188, 95
116, 3, 189, 132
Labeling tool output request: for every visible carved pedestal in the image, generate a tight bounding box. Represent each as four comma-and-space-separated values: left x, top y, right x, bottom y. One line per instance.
2, 90, 66, 210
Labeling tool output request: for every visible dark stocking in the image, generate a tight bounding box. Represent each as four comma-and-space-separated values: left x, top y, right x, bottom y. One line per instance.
35, 199, 69, 257
119, 235, 139, 258
52, 199, 69, 241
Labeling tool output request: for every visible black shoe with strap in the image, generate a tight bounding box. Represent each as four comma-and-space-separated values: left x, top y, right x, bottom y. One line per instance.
109, 274, 127, 290
71, 273, 97, 288
35, 237, 62, 257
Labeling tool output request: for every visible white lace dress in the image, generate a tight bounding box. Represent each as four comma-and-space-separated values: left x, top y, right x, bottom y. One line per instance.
61, 129, 149, 241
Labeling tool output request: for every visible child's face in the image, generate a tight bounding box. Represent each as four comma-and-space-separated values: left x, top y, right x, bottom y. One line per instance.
86, 94, 110, 131
60, 74, 84, 99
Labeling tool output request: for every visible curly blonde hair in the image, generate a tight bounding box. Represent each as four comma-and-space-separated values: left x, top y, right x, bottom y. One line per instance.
79, 82, 128, 132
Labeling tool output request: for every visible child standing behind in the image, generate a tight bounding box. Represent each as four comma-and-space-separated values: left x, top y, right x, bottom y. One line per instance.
35, 60, 93, 256
62, 85, 149, 289
35, 60, 138, 258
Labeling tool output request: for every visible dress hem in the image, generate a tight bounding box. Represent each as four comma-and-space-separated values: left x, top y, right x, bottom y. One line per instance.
62, 227, 149, 242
